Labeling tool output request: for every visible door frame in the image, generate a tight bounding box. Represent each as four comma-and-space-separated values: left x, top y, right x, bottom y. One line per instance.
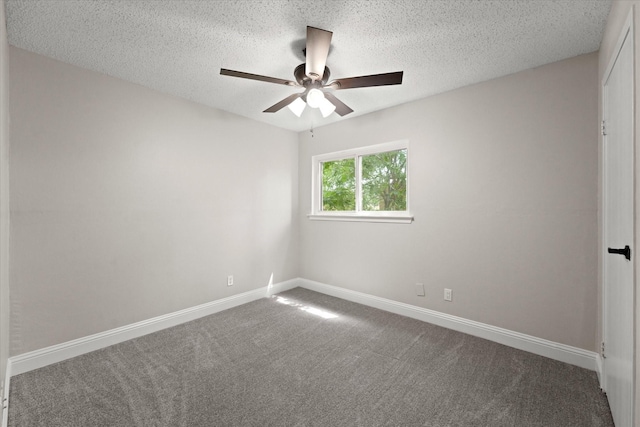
600, 4, 635, 419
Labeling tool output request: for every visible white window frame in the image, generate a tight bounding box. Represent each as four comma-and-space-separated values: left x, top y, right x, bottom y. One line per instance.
308, 140, 413, 224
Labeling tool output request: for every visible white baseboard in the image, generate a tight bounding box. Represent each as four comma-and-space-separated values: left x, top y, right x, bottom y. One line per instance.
595, 353, 604, 389
2, 359, 10, 427
296, 278, 599, 371
7, 276, 599, 384
9, 279, 298, 377
266, 277, 299, 296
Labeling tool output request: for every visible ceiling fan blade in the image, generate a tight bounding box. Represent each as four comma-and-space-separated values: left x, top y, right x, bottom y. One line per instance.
305, 26, 332, 81
327, 71, 403, 90
263, 93, 303, 113
220, 69, 298, 86
323, 92, 353, 116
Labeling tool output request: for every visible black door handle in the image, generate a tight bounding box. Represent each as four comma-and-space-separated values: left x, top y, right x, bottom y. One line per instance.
608, 245, 631, 261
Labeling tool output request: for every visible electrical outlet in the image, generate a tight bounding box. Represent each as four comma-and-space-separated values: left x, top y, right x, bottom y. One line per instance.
227, 275, 234, 286
416, 283, 425, 296
444, 288, 452, 302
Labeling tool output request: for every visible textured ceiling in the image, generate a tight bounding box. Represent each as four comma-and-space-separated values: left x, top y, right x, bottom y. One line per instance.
5, 0, 611, 132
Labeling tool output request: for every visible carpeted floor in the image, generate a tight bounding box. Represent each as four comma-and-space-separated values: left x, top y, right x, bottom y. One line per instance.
8, 288, 613, 426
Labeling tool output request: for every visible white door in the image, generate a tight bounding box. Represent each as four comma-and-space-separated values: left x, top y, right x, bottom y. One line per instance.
602, 15, 634, 427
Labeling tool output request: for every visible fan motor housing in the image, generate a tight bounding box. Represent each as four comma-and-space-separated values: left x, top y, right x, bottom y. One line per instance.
294, 63, 330, 86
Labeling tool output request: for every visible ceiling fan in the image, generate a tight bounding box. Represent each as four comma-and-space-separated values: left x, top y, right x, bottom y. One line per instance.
220, 26, 403, 118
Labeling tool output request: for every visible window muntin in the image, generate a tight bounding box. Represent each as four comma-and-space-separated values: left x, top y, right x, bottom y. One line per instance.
311, 140, 412, 223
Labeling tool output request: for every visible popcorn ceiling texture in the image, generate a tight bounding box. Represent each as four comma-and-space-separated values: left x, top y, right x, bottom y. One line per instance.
5, 0, 611, 132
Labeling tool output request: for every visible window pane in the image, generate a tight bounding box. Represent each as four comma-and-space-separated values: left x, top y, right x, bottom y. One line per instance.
322, 158, 356, 211
361, 149, 407, 211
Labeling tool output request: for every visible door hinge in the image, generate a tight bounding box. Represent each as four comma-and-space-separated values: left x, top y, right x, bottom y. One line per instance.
602, 120, 607, 136
601, 341, 606, 359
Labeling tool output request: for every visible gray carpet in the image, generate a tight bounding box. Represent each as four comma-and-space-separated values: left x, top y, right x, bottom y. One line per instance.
8, 288, 613, 426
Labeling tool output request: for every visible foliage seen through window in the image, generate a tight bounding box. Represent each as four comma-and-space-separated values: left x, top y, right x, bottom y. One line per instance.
321, 149, 407, 212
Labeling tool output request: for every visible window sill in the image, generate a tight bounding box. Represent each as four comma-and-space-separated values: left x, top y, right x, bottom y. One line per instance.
307, 213, 414, 224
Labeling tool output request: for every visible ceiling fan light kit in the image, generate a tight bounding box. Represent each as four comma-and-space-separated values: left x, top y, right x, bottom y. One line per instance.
306, 88, 324, 108
220, 26, 403, 119
319, 97, 337, 118
287, 97, 307, 117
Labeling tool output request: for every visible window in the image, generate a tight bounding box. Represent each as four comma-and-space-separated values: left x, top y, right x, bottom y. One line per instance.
310, 140, 412, 223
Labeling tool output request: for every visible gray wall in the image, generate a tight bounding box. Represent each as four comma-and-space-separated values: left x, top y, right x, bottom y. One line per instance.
1, 0, 10, 393
598, 0, 640, 422
7, 42, 600, 357
299, 52, 599, 352
9, 47, 299, 355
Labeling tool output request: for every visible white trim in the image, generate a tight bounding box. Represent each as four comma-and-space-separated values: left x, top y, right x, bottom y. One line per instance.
599, 6, 635, 423
297, 278, 599, 371
312, 139, 409, 162
595, 353, 604, 389
6, 276, 598, 381
307, 213, 413, 224
266, 277, 299, 296
8, 279, 298, 376
2, 359, 10, 427
310, 140, 410, 220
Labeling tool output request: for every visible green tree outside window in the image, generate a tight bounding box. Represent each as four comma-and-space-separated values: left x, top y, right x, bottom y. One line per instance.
321, 149, 406, 212
322, 158, 356, 211
362, 149, 407, 211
